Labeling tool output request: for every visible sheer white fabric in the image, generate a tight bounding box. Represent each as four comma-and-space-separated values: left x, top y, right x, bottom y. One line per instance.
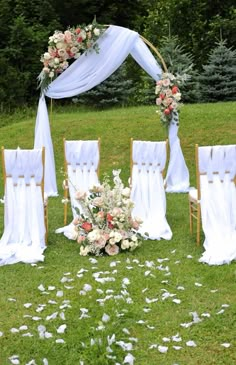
34, 25, 163, 196
65, 140, 100, 218
0, 149, 46, 266
198, 145, 236, 265
165, 119, 190, 192
131, 141, 172, 240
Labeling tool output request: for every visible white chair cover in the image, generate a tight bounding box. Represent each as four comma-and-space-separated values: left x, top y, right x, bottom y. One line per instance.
131, 141, 172, 240
0, 148, 46, 266
65, 140, 100, 218
199, 145, 236, 265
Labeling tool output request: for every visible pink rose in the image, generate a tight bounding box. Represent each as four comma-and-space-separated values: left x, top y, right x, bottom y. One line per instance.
75, 190, 86, 200
81, 222, 92, 232
94, 236, 106, 248
105, 244, 119, 256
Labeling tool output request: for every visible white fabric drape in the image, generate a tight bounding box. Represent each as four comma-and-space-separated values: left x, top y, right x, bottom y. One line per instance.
65, 140, 100, 218
165, 118, 190, 192
0, 149, 46, 266
131, 141, 172, 240
198, 145, 236, 265
35, 24, 189, 196
34, 25, 163, 196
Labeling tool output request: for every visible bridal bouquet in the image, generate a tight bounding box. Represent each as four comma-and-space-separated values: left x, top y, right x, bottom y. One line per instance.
71, 170, 142, 256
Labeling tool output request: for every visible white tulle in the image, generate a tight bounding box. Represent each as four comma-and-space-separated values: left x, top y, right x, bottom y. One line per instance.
0, 149, 46, 266
198, 145, 236, 265
34, 25, 189, 196
65, 140, 100, 218
131, 141, 172, 240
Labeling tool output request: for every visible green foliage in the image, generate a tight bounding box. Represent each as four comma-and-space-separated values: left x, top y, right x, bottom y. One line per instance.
143, 0, 236, 69
159, 36, 201, 103
199, 40, 236, 102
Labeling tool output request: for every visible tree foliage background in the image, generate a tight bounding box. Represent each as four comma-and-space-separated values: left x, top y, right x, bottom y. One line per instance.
0, 0, 235, 109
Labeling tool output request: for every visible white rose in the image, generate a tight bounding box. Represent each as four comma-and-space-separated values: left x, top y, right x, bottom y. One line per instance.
121, 239, 130, 250
80, 246, 90, 256
131, 234, 138, 242
43, 52, 51, 60
122, 187, 130, 198
49, 71, 54, 78
54, 57, 60, 64
80, 30, 87, 40
93, 28, 100, 36
175, 92, 181, 101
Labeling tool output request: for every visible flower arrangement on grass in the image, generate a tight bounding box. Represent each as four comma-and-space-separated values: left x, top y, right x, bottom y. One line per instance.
70, 170, 142, 256
155, 72, 183, 127
38, 21, 105, 91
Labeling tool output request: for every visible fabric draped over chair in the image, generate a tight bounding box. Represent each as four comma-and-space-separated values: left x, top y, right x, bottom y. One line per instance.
0, 149, 46, 266
131, 141, 172, 240
65, 140, 100, 219
199, 145, 236, 265
34, 25, 189, 197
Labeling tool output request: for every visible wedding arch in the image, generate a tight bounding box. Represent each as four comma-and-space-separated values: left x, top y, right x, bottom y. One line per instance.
34, 25, 189, 197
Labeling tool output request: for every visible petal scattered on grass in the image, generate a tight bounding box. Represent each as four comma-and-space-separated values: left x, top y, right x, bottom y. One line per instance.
221, 343, 231, 348
158, 345, 168, 353
57, 324, 67, 334
186, 340, 197, 347
123, 353, 135, 365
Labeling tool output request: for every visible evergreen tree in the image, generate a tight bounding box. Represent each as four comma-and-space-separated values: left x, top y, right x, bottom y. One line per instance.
159, 36, 201, 103
199, 40, 236, 102
73, 63, 135, 108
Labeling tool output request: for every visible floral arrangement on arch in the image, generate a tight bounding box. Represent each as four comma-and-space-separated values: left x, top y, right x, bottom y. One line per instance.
66, 170, 142, 256
155, 72, 183, 127
38, 21, 105, 91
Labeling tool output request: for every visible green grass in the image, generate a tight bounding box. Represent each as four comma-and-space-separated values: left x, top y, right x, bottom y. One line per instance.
0, 102, 236, 365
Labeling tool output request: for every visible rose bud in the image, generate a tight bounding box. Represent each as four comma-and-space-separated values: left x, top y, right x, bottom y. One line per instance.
172, 86, 179, 94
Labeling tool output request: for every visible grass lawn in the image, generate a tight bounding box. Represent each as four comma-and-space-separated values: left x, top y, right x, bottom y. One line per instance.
0, 102, 236, 365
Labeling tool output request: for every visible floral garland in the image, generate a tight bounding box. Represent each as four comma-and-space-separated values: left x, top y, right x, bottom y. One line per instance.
38, 21, 105, 91
155, 72, 183, 127
63, 170, 142, 256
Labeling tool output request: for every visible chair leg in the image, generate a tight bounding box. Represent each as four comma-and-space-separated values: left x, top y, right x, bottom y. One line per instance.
63, 180, 69, 225
196, 203, 201, 245
189, 200, 193, 234
44, 205, 48, 244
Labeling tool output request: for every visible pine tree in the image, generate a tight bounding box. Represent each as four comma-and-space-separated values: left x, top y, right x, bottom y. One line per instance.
159, 36, 200, 103
73, 63, 135, 108
199, 40, 236, 102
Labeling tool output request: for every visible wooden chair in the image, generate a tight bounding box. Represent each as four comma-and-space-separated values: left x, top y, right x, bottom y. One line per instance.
189, 143, 236, 246
0, 147, 48, 265
130, 139, 172, 240
63, 138, 100, 225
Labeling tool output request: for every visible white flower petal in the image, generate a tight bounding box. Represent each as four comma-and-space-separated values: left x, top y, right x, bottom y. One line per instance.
56, 290, 64, 297
221, 343, 230, 348
158, 345, 168, 353
102, 313, 110, 322
56, 339, 65, 343
24, 303, 32, 308
123, 353, 135, 364
186, 340, 197, 347
57, 324, 67, 334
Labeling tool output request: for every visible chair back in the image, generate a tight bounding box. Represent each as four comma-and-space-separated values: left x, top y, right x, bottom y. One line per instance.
196, 144, 236, 199
0, 147, 47, 266
130, 139, 172, 240
63, 139, 100, 220
130, 139, 168, 181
